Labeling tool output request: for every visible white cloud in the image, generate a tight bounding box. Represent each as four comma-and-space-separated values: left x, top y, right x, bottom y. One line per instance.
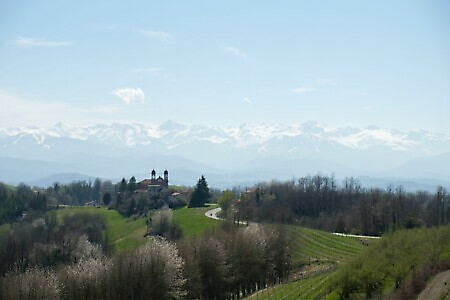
222, 46, 246, 58
289, 87, 315, 94
243, 97, 252, 104
112, 87, 145, 104
136, 30, 174, 42
14, 36, 74, 47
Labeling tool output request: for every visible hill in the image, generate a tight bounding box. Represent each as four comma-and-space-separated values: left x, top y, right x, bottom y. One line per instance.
172, 205, 220, 237
27, 205, 450, 299
53, 207, 147, 252
246, 226, 376, 299
52, 206, 220, 251
331, 225, 450, 299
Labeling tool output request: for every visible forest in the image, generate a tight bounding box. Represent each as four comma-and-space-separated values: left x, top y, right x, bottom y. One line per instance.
232, 175, 449, 236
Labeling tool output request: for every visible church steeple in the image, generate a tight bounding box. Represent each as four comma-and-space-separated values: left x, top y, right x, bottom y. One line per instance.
151, 169, 156, 180
164, 169, 168, 183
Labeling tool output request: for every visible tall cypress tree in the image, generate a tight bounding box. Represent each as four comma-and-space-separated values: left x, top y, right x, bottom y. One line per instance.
189, 175, 211, 207
128, 176, 137, 193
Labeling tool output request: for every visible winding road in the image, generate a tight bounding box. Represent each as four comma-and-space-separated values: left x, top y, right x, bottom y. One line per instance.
204, 207, 223, 220
205, 207, 252, 226
206, 207, 381, 239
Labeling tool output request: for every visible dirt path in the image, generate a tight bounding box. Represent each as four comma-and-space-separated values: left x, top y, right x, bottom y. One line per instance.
417, 269, 450, 300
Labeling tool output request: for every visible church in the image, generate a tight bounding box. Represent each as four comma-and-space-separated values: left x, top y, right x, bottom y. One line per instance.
136, 169, 169, 196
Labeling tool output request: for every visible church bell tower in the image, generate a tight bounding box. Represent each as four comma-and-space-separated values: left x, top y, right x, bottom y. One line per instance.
164, 170, 168, 186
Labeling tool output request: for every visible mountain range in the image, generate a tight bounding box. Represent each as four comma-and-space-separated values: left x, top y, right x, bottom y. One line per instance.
0, 121, 449, 191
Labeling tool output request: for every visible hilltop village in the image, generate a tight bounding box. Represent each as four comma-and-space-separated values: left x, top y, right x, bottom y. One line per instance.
115, 170, 187, 216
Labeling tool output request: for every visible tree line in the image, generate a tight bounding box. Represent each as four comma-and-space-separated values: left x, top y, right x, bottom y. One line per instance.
233, 175, 449, 235
0, 210, 291, 299
0, 211, 110, 276
0, 183, 48, 225
0, 177, 185, 225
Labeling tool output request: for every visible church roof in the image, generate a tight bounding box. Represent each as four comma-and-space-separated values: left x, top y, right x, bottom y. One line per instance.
137, 179, 153, 190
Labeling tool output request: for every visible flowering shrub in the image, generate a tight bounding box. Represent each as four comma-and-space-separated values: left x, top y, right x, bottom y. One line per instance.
0, 267, 61, 299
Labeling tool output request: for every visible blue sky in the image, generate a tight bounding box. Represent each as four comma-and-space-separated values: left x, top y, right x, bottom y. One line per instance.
0, 0, 449, 132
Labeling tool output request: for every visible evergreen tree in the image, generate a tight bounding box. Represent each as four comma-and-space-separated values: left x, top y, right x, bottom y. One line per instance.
119, 178, 127, 194
189, 175, 211, 207
128, 176, 137, 193
102, 192, 112, 206
127, 198, 136, 216
93, 178, 102, 202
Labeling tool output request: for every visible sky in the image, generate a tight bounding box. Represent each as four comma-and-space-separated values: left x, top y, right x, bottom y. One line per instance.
0, 0, 449, 132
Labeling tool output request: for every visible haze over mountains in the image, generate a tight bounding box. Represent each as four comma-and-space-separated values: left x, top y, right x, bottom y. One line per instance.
0, 120, 449, 191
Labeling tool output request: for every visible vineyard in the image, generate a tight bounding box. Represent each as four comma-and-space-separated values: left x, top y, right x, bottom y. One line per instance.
246, 226, 376, 299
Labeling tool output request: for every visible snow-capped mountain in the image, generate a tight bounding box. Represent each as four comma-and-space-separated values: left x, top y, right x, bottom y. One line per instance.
5, 121, 448, 148
0, 121, 449, 187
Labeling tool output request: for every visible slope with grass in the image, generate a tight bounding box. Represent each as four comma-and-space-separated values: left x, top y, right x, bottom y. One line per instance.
248, 271, 338, 300
290, 226, 370, 266
53, 205, 220, 251
173, 205, 220, 238
332, 225, 450, 299
245, 225, 375, 300
52, 207, 147, 251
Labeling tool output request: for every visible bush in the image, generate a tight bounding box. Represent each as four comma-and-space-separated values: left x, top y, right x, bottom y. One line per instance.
0, 267, 61, 299
108, 237, 186, 299
1, 237, 186, 300
148, 209, 183, 240
58, 257, 110, 299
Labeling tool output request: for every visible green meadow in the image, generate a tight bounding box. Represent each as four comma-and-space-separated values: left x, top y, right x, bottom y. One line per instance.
172, 205, 219, 238
52, 207, 147, 251
52, 205, 220, 251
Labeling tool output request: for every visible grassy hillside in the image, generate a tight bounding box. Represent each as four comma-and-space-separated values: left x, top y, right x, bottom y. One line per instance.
332, 225, 450, 299
246, 226, 376, 300
172, 205, 220, 238
53, 205, 220, 251
290, 226, 370, 266
258, 225, 450, 300
52, 207, 147, 252
248, 271, 338, 300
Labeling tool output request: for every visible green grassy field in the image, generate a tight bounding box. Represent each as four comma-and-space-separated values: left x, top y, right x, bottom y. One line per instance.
248, 271, 339, 300
52, 207, 147, 252
172, 205, 220, 238
290, 226, 370, 266
52, 205, 220, 251
245, 226, 376, 300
